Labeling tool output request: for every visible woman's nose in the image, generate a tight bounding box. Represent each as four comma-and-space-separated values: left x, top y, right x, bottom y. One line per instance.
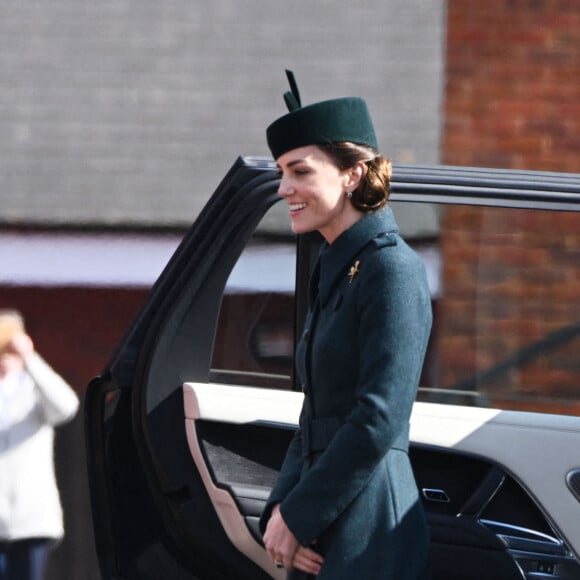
277, 175, 294, 198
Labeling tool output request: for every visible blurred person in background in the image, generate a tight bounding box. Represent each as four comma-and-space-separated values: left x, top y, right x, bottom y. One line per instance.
0, 310, 79, 580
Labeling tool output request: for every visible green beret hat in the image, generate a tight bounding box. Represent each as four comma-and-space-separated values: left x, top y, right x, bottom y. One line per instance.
267, 70, 378, 160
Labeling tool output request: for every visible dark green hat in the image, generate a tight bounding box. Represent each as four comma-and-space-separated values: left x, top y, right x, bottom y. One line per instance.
267, 70, 378, 159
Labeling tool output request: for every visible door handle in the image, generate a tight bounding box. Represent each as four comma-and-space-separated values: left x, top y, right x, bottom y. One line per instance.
422, 488, 450, 503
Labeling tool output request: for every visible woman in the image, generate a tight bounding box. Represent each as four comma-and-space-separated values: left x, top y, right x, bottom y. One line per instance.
0, 310, 79, 580
260, 72, 432, 579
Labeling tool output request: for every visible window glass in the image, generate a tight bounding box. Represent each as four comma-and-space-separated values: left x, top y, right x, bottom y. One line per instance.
412, 203, 580, 416
210, 205, 296, 389
210, 200, 580, 415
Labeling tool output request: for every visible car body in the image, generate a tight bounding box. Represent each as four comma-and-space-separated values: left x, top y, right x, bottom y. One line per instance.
85, 157, 580, 579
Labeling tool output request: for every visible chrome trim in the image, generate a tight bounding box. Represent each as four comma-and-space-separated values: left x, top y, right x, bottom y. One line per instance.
480, 519, 563, 546
565, 468, 580, 503
422, 488, 450, 503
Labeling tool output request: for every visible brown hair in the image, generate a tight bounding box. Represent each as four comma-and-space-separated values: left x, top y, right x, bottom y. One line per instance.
319, 142, 392, 212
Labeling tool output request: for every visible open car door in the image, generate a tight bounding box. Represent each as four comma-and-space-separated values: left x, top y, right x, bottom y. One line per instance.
85, 157, 580, 579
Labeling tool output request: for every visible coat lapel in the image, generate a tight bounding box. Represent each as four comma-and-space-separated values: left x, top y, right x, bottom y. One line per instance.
318, 207, 399, 307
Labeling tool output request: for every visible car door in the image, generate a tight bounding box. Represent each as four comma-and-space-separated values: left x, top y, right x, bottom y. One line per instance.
85, 157, 580, 580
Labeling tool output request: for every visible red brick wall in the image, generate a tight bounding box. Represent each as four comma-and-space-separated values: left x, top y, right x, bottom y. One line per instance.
0, 286, 148, 391
444, 0, 580, 171
441, 1, 580, 413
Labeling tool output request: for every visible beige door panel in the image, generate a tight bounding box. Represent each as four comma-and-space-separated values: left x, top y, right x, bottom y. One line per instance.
184, 382, 580, 569
183, 382, 302, 579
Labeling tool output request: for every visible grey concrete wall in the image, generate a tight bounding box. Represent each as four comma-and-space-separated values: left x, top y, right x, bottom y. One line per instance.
0, 0, 445, 227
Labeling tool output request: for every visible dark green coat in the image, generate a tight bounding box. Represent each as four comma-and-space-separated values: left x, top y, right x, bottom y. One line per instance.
261, 207, 432, 579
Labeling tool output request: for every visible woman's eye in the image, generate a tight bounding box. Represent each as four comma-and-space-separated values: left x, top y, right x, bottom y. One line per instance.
294, 168, 310, 176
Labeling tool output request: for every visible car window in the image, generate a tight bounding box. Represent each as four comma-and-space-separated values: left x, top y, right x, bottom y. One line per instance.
210, 198, 580, 416
413, 202, 580, 416
210, 203, 296, 390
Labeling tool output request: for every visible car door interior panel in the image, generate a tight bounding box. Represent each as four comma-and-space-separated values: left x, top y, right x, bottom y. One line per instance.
184, 382, 580, 580
183, 382, 301, 579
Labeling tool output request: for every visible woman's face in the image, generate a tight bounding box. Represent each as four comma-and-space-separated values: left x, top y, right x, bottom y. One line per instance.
276, 145, 362, 243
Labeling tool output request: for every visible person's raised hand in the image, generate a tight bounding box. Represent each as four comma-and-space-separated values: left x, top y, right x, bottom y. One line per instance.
7, 332, 34, 361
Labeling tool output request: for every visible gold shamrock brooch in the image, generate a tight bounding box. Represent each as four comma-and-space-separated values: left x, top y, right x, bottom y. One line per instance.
348, 260, 360, 284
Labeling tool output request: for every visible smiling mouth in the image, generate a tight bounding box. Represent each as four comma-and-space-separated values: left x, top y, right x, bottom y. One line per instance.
289, 203, 306, 214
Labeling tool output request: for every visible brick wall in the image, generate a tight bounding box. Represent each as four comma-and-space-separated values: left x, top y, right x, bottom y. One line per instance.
0, 286, 147, 389
444, 0, 580, 171
441, 0, 580, 413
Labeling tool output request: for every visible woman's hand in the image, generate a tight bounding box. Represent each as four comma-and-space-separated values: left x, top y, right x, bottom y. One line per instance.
292, 544, 324, 576
263, 504, 324, 574
263, 504, 298, 570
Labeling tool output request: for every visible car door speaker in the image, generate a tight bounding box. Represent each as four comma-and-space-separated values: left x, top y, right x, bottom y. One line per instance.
566, 469, 580, 503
